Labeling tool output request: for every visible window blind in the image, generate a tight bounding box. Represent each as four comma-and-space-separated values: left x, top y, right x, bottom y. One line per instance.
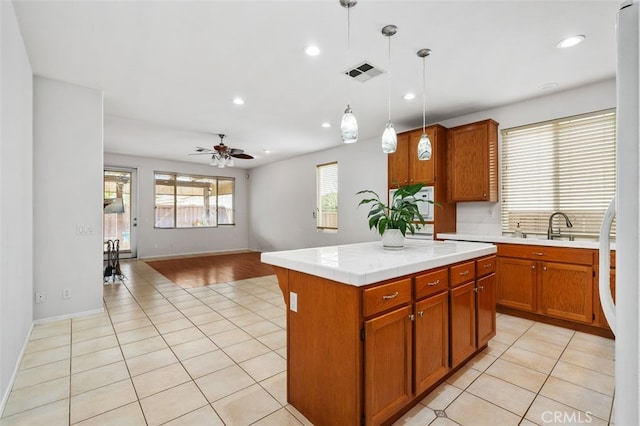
317, 162, 338, 230
501, 109, 616, 238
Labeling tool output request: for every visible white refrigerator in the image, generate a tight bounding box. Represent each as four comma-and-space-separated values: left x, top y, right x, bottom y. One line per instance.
599, 0, 640, 424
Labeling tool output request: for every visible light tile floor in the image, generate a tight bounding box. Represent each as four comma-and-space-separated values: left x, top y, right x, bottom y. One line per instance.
0, 260, 615, 425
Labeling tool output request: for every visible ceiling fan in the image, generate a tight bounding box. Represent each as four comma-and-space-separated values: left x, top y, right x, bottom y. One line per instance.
191, 134, 254, 168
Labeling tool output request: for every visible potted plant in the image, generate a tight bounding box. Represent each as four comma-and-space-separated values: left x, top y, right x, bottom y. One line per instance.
357, 183, 434, 249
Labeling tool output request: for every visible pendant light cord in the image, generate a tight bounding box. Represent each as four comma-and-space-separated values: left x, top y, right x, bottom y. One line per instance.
422, 56, 426, 133
346, 6, 351, 106
387, 34, 392, 122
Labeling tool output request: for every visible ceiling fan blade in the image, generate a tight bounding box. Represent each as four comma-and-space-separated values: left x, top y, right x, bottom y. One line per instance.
195, 147, 213, 152
231, 153, 254, 159
229, 148, 245, 155
189, 152, 213, 155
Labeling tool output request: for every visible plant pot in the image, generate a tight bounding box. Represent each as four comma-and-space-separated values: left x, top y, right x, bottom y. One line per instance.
382, 229, 404, 250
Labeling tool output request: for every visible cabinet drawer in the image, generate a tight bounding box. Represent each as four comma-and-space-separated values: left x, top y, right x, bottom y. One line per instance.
450, 261, 476, 287
476, 255, 496, 278
497, 243, 593, 265
415, 268, 448, 299
363, 278, 412, 317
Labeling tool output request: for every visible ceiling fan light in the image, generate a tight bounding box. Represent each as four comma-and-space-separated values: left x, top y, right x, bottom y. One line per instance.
227, 157, 234, 167
417, 132, 432, 160
381, 121, 397, 154
341, 106, 358, 144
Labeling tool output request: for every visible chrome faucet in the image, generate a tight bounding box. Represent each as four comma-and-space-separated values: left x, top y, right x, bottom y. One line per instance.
547, 211, 573, 240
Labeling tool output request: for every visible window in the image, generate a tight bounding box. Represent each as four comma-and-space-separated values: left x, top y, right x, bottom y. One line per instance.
501, 109, 616, 237
154, 172, 235, 228
317, 162, 338, 230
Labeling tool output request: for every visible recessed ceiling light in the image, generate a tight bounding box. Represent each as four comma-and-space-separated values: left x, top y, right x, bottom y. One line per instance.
539, 82, 559, 91
232, 97, 245, 105
321, 122, 331, 128
305, 45, 320, 56
556, 35, 585, 49
403, 93, 416, 101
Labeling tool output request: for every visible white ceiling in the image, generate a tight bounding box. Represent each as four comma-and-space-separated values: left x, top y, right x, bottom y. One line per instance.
13, 0, 620, 169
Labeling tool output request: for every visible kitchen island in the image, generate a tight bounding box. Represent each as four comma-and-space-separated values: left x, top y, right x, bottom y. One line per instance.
261, 240, 497, 426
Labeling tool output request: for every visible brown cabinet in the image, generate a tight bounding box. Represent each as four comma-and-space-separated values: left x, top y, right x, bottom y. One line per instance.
388, 125, 447, 187
365, 305, 413, 426
414, 287, 449, 395
273, 253, 497, 426
447, 119, 499, 202
450, 281, 477, 367
476, 256, 497, 347
388, 125, 457, 235
496, 244, 595, 325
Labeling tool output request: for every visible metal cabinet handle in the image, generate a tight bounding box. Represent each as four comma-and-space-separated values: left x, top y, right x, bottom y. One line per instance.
409, 314, 415, 321
459, 271, 470, 276
418, 311, 424, 317
532, 252, 545, 256
483, 264, 492, 269
543, 266, 547, 271
473, 287, 479, 293
428, 279, 440, 287
531, 265, 536, 270
382, 291, 399, 300
479, 286, 485, 291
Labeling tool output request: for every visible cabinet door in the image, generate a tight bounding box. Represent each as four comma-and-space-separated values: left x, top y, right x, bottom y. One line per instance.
414, 292, 449, 395
540, 261, 593, 323
476, 273, 496, 348
447, 120, 498, 202
365, 305, 413, 426
408, 128, 435, 184
388, 132, 409, 187
496, 257, 537, 311
450, 281, 477, 368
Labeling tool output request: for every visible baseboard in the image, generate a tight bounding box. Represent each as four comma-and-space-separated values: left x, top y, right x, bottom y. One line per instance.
33, 307, 104, 325
139, 248, 256, 261
0, 322, 34, 416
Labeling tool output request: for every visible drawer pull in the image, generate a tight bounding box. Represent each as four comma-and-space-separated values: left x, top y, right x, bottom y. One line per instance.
532, 252, 545, 256
418, 311, 424, 317
479, 285, 485, 291
531, 265, 536, 270
473, 287, 479, 293
543, 266, 547, 271
409, 314, 415, 321
382, 291, 399, 300
428, 279, 440, 287
459, 271, 470, 276
483, 264, 492, 268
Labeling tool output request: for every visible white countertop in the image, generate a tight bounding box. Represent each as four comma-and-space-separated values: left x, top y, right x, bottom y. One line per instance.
260, 240, 496, 286
437, 233, 615, 250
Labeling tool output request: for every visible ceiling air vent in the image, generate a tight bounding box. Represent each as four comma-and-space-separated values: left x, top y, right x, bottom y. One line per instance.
344, 62, 384, 82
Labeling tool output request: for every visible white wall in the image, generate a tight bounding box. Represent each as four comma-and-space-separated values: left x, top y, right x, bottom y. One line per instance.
249, 136, 386, 252
0, 0, 33, 408
439, 78, 616, 235
104, 153, 250, 258
33, 77, 104, 320
249, 79, 616, 251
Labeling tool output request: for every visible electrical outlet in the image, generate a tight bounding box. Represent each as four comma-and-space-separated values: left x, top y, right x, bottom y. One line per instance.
35, 292, 46, 304
63, 288, 71, 299
290, 292, 298, 312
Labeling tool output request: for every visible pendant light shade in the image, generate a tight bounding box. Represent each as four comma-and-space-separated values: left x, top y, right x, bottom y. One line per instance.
381, 24, 398, 154
382, 121, 397, 154
417, 48, 432, 161
340, 0, 358, 144
341, 105, 358, 144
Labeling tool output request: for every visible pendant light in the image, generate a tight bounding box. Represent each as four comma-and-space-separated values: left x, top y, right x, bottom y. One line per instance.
340, 0, 358, 144
381, 25, 398, 154
417, 48, 433, 160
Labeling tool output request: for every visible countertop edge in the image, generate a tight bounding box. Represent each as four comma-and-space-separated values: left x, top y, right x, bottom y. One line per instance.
261, 241, 497, 287
437, 233, 616, 250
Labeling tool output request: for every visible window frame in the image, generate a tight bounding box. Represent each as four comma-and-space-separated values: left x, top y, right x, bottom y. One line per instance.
154, 171, 235, 229
316, 161, 339, 231
500, 108, 616, 238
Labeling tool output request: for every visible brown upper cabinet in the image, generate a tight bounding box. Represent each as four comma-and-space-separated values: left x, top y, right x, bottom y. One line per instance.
447, 119, 499, 202
388, 125, 447, 188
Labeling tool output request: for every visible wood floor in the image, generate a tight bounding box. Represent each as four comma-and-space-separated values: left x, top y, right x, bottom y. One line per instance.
144, 251, 274, 288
